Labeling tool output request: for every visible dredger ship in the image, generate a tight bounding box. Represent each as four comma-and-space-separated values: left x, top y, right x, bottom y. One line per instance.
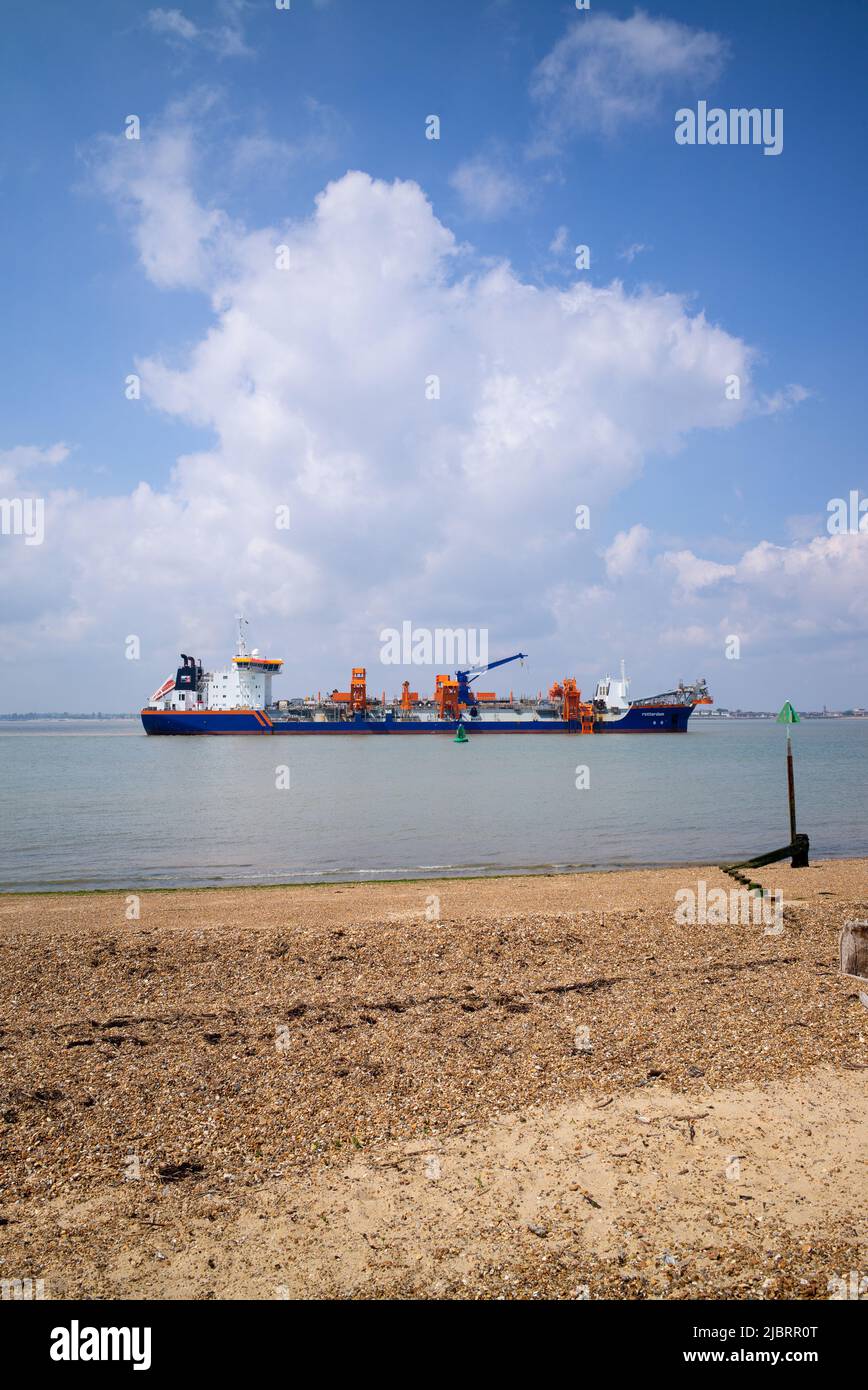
141, 625, 712, 735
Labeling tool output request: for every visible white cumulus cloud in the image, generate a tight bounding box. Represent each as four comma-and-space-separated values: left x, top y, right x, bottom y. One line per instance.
3, 113, 794, 707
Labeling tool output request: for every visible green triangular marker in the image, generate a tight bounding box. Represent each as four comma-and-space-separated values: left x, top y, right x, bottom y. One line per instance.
776, 701, 800, 724
453, 724, 469, 743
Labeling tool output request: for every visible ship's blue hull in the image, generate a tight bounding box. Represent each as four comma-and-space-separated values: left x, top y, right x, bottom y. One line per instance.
141, 704, 696, 734
596, 704, 694, 732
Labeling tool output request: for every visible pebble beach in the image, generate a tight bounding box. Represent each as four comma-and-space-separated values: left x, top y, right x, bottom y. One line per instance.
1, 858, 866, 1300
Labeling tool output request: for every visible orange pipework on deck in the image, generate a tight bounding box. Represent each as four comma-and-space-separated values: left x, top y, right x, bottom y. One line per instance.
562, 677, 582, 722
561, 677, 595, 732
350, 667, 367, 713
434, 673, 461, 720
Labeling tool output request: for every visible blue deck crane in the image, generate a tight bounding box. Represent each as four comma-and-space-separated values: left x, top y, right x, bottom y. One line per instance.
456, 652, 528, 707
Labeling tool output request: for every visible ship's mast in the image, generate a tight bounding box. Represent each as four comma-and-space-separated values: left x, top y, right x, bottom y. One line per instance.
236, 615, 249, 658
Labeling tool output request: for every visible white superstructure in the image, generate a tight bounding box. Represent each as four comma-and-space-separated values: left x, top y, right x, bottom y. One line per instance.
147, 619, 283, 712
594, 659, 631, 712
201, 652, 282, 710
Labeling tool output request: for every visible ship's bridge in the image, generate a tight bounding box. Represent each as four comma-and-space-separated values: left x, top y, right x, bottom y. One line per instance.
203, 646, 284, 711
232, 654, 284, 672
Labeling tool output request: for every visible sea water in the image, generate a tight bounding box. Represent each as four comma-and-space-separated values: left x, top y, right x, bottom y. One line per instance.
0, 718, 865, 891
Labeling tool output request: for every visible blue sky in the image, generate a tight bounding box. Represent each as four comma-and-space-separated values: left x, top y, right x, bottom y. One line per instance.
1, 0, 866, 710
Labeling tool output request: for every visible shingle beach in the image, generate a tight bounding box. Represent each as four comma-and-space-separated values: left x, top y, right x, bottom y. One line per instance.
1, 858, 865, 1299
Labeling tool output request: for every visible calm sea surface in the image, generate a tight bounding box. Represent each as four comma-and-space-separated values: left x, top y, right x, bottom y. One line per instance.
0, 719, 865, 891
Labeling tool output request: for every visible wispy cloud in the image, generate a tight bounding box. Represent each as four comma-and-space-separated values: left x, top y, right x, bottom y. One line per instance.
759, 383, 811, 415
0, 442, 70, 472
146, 1, 252, 61
449, 155, 524, 220
549, 225, 568, 254
604, 523, 651, 579
147, 9, 198, 43
0, 442, 71, 487
229, 99, 345, 176
662, 549, 737, 594
88, 122, 233, 290
530, 8, 728, 148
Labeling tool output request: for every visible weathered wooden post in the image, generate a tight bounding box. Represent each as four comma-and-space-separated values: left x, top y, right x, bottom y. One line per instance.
840, 921, 868, 980
786, 736, 797, 842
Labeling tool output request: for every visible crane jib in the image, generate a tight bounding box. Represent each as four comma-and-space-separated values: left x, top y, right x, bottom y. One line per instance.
455, 652, 528, 704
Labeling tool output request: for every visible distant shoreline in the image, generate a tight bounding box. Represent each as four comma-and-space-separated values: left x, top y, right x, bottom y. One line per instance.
0, 713, 137, 721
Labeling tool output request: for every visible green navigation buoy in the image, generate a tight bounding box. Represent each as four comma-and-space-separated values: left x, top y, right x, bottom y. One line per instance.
776, 701, 800, 725
453, 724, 469, 743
